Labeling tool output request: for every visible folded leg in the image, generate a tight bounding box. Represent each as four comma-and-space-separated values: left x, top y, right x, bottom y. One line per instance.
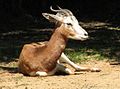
59, 53, 101, 72
56, 63, 74, 75
36, 71, 48, 77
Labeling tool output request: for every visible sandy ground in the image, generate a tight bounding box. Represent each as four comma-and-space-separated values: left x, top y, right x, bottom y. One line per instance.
0, 60, 120, 89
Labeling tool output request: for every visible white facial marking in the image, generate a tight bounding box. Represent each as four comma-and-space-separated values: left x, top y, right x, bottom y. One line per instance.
63, 16, 88, 40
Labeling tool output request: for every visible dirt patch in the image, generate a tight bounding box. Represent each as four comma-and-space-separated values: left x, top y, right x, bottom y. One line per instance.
0, 60, 120, 89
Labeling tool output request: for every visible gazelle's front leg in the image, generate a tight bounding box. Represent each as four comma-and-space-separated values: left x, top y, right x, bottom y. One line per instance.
56, 63, 74, 75
59, 53, 82, 71
59, 53, 101, 72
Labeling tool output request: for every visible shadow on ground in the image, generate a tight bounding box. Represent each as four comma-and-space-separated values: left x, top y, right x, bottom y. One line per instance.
0, 65, 18, 73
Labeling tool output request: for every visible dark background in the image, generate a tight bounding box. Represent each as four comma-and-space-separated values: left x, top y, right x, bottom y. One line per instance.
0, 0, 120, 61
0, 0, 120, 25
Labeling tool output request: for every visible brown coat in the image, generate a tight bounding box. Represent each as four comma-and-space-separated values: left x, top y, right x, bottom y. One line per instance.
18, 25, 69, 76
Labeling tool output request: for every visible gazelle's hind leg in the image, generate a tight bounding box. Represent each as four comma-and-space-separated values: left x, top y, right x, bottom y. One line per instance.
59, 53, 101, 72
35, 63, 74, 76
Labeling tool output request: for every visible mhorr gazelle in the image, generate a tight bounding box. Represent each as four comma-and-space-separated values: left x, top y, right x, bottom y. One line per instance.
18, 6, 101, 76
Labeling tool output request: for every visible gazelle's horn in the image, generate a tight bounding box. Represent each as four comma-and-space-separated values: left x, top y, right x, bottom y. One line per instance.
50, 6, 62, 12
57, 6, 73, 16
57, 6, 62, 10
50, 6, 70, 16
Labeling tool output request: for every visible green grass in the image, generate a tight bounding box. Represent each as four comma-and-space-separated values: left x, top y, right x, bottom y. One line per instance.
65, 48, 107, 63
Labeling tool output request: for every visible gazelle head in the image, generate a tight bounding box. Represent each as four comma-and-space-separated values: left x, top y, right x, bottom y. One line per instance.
42, 6, 89, 41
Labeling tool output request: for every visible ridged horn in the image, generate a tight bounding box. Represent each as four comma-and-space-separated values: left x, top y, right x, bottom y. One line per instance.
50, 6, 70, 16
57, 6, 73, 16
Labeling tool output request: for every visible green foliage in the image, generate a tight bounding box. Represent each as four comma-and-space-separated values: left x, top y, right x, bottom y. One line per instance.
65, 48, 107, 63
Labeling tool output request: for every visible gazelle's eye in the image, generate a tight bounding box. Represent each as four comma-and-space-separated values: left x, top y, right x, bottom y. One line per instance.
67, 23, 72, 26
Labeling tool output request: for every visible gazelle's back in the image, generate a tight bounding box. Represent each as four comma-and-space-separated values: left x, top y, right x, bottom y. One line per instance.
18, 42, 50, 76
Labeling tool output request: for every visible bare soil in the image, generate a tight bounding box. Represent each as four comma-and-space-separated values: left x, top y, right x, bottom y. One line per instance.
0, 60, 120, 89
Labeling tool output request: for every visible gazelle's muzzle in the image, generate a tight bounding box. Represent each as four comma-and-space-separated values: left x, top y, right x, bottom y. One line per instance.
72, 27, 89, 41
69, 34, 89, 41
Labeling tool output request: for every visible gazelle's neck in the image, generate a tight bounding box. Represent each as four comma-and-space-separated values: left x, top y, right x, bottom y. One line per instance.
47, 25, 68, 60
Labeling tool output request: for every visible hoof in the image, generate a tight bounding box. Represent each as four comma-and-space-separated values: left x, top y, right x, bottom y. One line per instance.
90, 68, 101, 72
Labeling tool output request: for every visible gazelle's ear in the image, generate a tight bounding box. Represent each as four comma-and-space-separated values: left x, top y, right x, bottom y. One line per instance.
42, 13, 63, 23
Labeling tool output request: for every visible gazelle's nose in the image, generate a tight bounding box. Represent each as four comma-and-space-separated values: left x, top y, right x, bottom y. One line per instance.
84, 33, 88, 37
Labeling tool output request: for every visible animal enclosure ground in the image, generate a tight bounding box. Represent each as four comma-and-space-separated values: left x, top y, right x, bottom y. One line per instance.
0, 60, 120, 89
